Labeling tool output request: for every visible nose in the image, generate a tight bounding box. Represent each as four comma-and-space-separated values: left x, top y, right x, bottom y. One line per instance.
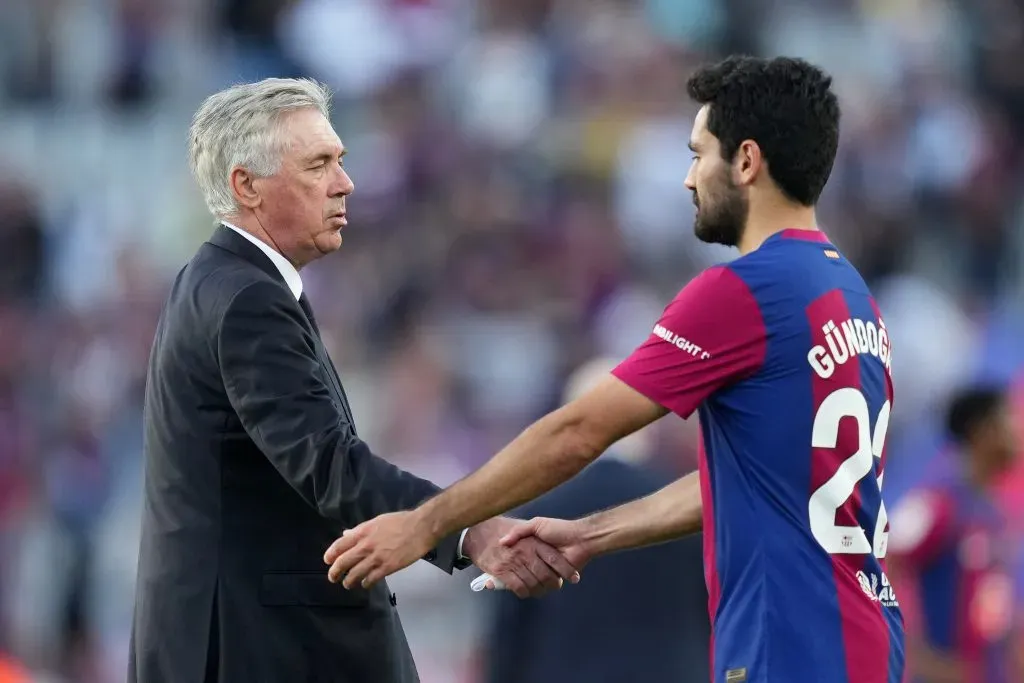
331, 166, 354, 197
684, 166, 697, 192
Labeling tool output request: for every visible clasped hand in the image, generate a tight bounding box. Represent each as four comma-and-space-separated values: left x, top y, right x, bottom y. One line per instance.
323, 512, 584, 598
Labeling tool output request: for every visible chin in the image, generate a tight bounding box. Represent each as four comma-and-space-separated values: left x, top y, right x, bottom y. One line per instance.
694, 226, 732, 247
318, 232, 343, 252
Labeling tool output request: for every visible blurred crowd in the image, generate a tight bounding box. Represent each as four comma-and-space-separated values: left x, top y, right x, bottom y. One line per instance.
1, 0, 1024, 681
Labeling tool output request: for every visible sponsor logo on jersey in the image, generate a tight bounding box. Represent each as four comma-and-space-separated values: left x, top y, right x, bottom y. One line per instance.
856, 570, 899, 608
652, 324, 711, 359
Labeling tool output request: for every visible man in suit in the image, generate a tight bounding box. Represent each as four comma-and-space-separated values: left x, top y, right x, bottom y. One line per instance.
481, 358, 710, 683
128, 78, 579, 683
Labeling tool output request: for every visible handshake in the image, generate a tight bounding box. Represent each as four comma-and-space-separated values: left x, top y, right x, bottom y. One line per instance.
324, 513, 592, 599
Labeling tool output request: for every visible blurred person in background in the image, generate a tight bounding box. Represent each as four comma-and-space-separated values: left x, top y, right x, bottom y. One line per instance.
0, 179, 45, 305
0, 653, 30, 683
129, 77, 577, 683
888, 385, 1020, 683
0, 177, 45, 666
481, 356, 709, 683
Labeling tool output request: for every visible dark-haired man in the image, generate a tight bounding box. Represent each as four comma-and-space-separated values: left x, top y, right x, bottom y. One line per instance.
889, 386, 1020, 683
325, 55, 906, 683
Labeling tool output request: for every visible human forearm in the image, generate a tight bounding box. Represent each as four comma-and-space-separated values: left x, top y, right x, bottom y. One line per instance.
323, 376, 670, 589
320, 436, 465, 571
419, 408, 602, 543
578, 471, 702, 558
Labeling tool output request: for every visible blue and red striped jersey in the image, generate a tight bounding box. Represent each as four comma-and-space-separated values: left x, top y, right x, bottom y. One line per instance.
613, 229, 905, 683
889, 476, 1017, 683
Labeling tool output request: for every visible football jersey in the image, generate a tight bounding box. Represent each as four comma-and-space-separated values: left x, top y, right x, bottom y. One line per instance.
613, 230, 905, 683
889, 476, 1016, 683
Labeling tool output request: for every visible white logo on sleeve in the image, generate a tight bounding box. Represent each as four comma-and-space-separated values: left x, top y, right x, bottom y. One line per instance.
652, 324, 711, 360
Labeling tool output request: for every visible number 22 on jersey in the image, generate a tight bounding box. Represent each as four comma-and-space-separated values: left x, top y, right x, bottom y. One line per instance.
810, 388, 891, 558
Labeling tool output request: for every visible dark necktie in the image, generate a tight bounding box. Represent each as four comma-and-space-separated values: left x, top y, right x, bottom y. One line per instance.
298, 293, 320, 334
298, 292, 354, 424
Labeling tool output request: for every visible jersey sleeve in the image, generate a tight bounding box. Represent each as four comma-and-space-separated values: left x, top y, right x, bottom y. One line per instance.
611, 265, 768, 418
887, 489, 956, 566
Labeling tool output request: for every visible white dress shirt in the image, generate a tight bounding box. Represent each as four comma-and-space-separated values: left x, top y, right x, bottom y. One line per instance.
222, 221, 303, 300
220, 221, 470, 560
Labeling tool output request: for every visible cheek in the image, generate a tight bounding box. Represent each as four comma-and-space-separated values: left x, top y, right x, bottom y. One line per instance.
308, 180, 332, 216
696, 168, 718, 199
285, 180, 325, 222
690, 161, 715, 191
267, 182, 300, 209
260, 186, 289, 220
296, 178, 320, 201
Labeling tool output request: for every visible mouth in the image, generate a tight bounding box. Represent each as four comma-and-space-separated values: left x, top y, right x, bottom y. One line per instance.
328, 211, 348, 227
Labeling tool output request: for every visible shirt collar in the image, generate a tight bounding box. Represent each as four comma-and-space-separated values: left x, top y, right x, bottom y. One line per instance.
221, 221, 303, 300
771, 228, 832, 244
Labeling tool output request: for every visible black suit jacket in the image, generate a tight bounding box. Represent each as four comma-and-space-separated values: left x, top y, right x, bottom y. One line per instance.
483, 459, 711, 683
129, 225, 466, 683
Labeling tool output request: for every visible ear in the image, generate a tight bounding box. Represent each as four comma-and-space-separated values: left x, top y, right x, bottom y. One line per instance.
733, 140, 763, 186
230, 166, 262, 210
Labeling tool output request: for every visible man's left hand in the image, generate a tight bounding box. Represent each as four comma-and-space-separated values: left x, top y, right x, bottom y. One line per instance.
325, 511, 433, 589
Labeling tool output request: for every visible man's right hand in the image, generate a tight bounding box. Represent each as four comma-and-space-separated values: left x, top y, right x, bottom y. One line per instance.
462, 517, 581, 599
498, 517, 595, 574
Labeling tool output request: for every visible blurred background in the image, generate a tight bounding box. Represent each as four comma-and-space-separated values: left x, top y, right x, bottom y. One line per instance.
1, 0, 1024, 681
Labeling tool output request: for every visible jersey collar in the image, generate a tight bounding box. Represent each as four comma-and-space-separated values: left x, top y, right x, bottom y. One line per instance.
773, 228, 831, 243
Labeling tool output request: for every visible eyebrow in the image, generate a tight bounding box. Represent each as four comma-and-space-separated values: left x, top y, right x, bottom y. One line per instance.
688, 141, 699, 153
308, 148, 346, 164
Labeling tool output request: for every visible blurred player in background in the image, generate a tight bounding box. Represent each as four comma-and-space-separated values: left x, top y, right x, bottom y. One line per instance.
889, 385, 1020, 683
325, 55, 905, 683
482, 357, 709, 683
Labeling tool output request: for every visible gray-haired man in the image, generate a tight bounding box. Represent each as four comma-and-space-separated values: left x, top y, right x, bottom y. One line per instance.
128, 78, 578, 683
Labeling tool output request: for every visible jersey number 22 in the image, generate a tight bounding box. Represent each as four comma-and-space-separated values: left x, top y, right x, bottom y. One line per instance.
809, 387, 891, 558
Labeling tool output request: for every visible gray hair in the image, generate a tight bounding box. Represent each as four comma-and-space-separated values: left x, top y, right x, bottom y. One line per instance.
188, 78, 333, 218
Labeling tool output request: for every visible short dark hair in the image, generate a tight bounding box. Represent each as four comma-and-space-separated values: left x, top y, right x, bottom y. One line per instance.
945, 385, 1007, 443
686, 55, 840, 206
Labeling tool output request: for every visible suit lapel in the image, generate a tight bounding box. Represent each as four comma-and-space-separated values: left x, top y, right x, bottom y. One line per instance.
310, 336, 356, 431
209, 224, 357, 431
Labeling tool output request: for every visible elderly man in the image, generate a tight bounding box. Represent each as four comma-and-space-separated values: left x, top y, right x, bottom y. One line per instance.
128, 78, 578, 683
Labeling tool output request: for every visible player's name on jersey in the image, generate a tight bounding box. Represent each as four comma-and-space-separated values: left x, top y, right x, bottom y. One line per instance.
808, 316, 892, 379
